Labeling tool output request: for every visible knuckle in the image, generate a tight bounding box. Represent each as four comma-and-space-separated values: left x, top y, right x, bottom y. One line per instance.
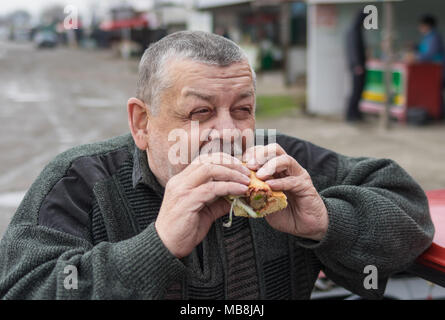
166, 176, 177, 190
265, 158, 277, 170
276, 143, 285, 152
202, 162, 213, 174
301, 176, 313, 190
193, 153, 204, 164
290, 176, 299, 185
244, 146, 258, 158
269, 143, 280, 152
206, 152, 219, 164
284, 155, 296, 167
276, 145, 286, 157
270, 142, 280, 148
197, 153, 209, 164
206, 182, 217, 196
252, 149, 265, 162
245, 145, 256, 153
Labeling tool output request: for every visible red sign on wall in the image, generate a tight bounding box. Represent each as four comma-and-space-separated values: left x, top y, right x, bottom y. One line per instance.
316, 4, 338, 27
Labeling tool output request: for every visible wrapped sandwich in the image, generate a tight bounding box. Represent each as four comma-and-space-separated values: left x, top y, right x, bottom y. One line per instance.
223, 168, 287, 227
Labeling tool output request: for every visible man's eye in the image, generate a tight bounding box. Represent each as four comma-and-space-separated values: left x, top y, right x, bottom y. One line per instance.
232, 107, 252, 115
193, 109, 209, 114
190, 108, 212, 120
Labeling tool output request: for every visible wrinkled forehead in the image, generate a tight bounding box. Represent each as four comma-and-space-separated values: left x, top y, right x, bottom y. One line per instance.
166, 58, 255, 97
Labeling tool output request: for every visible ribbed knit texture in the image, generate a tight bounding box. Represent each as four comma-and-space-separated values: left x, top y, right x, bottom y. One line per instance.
112, 223, 185, 298
223, 216, 259, 299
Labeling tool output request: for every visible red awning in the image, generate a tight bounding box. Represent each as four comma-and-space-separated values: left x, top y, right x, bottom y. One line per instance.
100, 16, 149, 31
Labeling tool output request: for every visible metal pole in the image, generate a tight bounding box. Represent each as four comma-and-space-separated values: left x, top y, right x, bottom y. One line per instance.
280, 1, 291, 86
381, 0, 393, 130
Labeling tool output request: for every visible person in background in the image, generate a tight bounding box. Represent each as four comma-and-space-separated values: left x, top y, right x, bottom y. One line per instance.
345, 10, 367, 123
417, 14, 445, 119
215, 26, 231, 40
417, 15, 444, 64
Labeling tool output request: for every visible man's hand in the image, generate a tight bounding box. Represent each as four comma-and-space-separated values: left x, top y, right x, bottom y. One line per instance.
155, 153, 251, 258
243, 144, 328, 241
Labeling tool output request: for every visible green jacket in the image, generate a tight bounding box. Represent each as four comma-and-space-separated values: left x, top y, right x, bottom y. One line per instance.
0, 132, 435, 299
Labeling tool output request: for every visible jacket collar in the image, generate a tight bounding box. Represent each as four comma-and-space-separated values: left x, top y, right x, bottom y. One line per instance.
132, 145, 165, 198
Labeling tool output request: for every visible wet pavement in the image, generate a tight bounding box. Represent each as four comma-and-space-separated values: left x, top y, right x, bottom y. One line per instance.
0, 41, 135, 236
259, 114, 445, 191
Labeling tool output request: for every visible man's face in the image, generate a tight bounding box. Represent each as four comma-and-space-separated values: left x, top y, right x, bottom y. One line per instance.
146, 58, 256, 185
419, 23, 431, 35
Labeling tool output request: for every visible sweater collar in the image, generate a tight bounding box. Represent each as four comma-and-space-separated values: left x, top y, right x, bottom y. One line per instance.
132, 145, 165, 198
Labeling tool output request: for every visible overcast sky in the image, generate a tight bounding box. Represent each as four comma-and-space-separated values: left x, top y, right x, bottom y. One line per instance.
1, 0, 89, 16
0, 0, 157, 18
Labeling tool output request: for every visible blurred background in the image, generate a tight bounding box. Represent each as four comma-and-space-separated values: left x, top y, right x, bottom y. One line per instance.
0, 0, 444, 299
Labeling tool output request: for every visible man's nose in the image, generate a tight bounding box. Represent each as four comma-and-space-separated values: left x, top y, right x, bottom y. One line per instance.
214, 109, 236, 130
212, 110, 239, 141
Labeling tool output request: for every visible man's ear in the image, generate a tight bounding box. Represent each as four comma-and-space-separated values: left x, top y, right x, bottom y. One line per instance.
127, 97, 151, 150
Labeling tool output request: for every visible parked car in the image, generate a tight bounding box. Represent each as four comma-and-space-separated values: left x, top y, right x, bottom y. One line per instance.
34, 31, 57, 48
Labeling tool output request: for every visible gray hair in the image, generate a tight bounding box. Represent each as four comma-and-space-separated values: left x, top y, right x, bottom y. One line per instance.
136, 30, 256, 115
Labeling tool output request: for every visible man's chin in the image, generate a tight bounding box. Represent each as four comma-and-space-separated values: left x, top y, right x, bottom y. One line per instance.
166, 163, 188, 180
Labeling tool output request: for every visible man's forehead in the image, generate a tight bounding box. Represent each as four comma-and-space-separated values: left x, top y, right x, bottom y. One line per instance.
169, 58, 254, 88
170, 57, 252, 72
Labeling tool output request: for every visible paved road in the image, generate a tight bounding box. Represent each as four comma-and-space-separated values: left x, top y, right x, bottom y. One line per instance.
258, 113, 445, 191
0, 42, 135, 236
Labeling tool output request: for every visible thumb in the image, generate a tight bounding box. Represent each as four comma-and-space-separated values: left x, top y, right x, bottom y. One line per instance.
208, 198, 232, 221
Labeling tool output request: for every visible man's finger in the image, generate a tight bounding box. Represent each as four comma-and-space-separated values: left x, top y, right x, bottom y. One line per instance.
266, 175, 313, 194
242, 143, 285, 170
189, 152, 251, 176
256, 154, 305, 180
205, 198, 232, 221
196, 181, 248, 203
186, 164, 250, 189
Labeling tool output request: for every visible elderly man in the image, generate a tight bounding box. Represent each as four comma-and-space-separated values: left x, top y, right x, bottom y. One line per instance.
0, 31, 434, 299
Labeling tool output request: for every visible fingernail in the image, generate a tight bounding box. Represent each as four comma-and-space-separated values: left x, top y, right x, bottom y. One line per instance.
242, 167, 251, 176
256, 167, 266, 177
242, 175, 251, 184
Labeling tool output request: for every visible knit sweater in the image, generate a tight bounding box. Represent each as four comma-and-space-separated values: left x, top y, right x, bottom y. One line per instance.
0, 132, 435, 299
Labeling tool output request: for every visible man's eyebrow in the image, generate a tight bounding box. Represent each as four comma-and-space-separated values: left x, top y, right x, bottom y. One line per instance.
237, 90, 254, 99
182, 89, 254, 104
182, 90, 214, 102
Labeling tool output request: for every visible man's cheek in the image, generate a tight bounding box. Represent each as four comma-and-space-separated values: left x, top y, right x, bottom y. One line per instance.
168, 163, 187, 178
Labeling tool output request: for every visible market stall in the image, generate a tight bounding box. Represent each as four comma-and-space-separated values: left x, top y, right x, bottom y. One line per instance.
359, 60, 443, 122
